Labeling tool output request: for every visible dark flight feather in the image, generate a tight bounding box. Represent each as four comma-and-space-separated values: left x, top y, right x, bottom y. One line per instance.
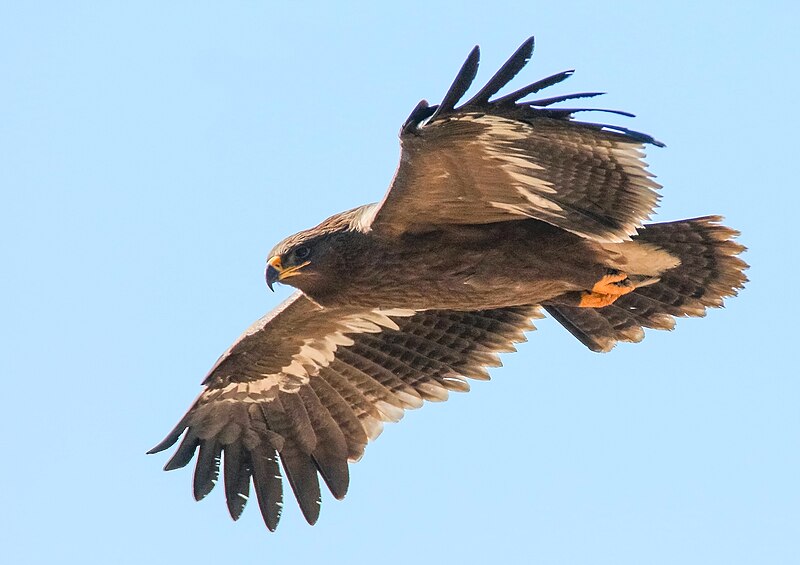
223, 441, 250, 520
298, 386, 350, 499
491, 69, 575, 106
428, 45, 481, 121
251, 444, 283, 532
193, 439, 221, 501
462, 36, 535, 107
162, 429, 199, 471
279, 441, 322, 525
527, 92, 604, 106
309, 376, 369, 461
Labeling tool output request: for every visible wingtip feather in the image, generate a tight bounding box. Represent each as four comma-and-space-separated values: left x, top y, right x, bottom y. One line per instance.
462, 36, 535, 108
429, 45, 481, 121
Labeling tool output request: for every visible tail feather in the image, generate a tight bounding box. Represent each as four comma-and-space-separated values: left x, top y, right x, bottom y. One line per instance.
544, 216, 748, 352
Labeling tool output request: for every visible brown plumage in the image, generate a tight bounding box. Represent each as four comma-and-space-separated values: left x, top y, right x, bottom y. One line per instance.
149, 37, 747, 531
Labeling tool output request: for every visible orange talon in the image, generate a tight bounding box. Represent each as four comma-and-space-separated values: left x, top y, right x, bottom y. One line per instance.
579, 292, 619, 308
579, 270, 635, 308
591, 270, 631, 294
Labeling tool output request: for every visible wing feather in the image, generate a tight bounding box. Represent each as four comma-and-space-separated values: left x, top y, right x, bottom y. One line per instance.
340, 344, 431, 408
308, 376, 369, 461
462, 36, 535, 107
279, 440, 322, 525
275, 391, 317, 454
317, 364, 387, 436
250, 443, 283, 532
492, 69, 574, 106
525, 92, 604, 107
428, 45, 481, 121
370, 38, 663, 242
223, 440, 250, 520
150, 292, 541, 530
163, 429, 199, 471
193, 439, 221, 501
327, 352, 412, 417
297, 386, 350, 500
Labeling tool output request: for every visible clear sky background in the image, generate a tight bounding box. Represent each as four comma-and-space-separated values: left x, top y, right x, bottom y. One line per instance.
2, 2, 798, 564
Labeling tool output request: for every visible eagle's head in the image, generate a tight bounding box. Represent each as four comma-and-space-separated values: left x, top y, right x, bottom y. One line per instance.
265, 204, 377, 295
265, 229, 326, 292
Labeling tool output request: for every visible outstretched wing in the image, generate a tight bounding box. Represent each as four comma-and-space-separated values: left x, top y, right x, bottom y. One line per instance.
149, 291, 541, 531
368, 37, 663, 243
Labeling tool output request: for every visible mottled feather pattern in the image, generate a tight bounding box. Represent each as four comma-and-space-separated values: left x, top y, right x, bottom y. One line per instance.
372, 36, 662, 241
150, 298, 542, 530
473, 115, 661, 241
544, 217, 747, 352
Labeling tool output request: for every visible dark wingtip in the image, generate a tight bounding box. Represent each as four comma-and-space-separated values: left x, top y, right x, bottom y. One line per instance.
401, 99, 436, 134
528, 91, 605, 107
428, 44, 481, 122
539, 107, 638, 119
193, 441, 222, 501
461, 36, 535, 108
524, 35, 535, 49
580, 122, 666, 147
147, 418, 189, 454
147, 438, 173, 455
492, 69, 575, 106
404, 37, 662, 147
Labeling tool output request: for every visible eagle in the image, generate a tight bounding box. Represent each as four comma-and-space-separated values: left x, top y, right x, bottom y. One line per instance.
149, 37, 747, 531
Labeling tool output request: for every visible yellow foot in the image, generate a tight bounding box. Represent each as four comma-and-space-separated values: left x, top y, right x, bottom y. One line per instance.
591, 269, 632, 294
579, 292, 623, 308
579, 270, 634, 308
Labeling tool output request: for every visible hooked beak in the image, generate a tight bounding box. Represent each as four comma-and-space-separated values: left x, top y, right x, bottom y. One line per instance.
265, 255, 310, 291
265, 256, 281, 291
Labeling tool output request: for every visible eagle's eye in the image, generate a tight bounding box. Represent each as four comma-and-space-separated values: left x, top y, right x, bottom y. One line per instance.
293, 246, 311, 261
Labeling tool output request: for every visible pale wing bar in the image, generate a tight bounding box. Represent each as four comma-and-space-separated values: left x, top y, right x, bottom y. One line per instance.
149, 294, 542, 531
372, 37, 663, 242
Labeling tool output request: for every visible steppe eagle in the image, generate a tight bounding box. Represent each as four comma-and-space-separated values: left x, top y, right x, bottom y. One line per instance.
149, 37, 747, 531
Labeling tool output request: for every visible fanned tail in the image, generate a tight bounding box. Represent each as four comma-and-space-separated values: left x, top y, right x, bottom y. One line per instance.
545, 216, 748, 352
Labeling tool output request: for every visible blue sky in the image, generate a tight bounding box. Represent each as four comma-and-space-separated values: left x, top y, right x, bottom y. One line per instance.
2, 2, 798, 564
